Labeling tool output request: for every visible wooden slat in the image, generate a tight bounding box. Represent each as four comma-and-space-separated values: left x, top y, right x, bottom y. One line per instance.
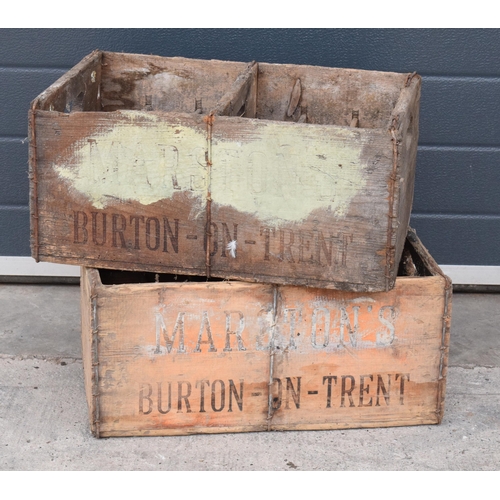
268, 275, 446, 430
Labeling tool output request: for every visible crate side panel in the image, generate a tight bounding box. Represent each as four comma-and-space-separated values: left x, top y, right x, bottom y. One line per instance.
256, 63, 406, 128
269, 275, 446, 430
34, 110, 208, 274
101, 52, 249, 113
95, 282, 274, 436
210, 117, 392, 290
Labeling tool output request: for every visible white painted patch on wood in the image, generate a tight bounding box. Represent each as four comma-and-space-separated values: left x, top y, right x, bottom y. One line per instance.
211, 122, 366, 222
54, 114, 367, 224
54, 113, 207, 209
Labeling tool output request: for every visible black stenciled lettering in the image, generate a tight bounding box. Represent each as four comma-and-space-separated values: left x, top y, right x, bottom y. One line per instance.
323, 376, 338, 408
260, 226, 275, 261
130, 215, 144, 250
203, 222, 218, 257
160, 145, 180, 189
163, 218, 179, 253
298, 230, 314, 264
359, 374, 373, 407
228, 379, 244, 412
285, 377, 301, 409
157, 382, 172, 414
223, 311, 246, 352
272, 378, 282, 410
91, 212, 106, 246
139, 383, 153, 415
177, 381, 192, 413
376, 374, 391, 406
339, 233, 353, 267
196, 379, 210, 412
112, 214, 127, 248
155, 312, 185, 354
279, 229, 295, 262
315, 230, 334, 266
194, 312, 217, 353
73, 211, 88, 244
341, 375, 356, 407
146, 217, 160, 251
221, 223, 238, 257
211, 380, 225, 412
396, 373, 410, 405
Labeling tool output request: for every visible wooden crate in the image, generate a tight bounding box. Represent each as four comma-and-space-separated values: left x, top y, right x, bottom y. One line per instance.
81, 228, 451, 437
31, 50, 421, 292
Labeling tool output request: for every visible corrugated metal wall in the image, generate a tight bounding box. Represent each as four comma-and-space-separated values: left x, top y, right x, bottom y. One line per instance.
1, 29, 499, 265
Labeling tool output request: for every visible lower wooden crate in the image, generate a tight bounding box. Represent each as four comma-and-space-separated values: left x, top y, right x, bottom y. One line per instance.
81, 228, 451, 437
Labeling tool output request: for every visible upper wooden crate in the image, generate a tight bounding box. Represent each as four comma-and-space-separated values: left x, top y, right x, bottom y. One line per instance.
30, 50, 421, 291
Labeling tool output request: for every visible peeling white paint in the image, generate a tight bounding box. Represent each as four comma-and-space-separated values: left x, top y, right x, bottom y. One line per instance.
54, 116, 207, 209
211, 123, 366, 222
350, 297, 376, 304
54, 116, 367, 223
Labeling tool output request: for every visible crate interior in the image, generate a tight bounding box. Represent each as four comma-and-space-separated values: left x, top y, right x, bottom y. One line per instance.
38, 52, 407, 130
251, 63, 405, 128
98, 269, 225, 285
99, 52, 250, 114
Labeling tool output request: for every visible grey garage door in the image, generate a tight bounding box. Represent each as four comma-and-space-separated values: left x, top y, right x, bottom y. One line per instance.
1, 29, 499, 272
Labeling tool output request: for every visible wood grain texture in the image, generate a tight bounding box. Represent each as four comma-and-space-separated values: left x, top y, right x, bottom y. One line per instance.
211, 61, 258, 118
100, 52, 249, 114
388, 74, 422, 289
31, 51, 421, 292
80, 266, 95, 434
81, 230, 452, 437
31, 50, 102, 113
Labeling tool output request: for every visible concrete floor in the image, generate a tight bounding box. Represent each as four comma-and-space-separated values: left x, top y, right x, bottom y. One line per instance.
1, 284, 499, 470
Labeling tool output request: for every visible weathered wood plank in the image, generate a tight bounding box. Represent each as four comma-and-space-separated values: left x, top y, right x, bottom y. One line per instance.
88, 278, 273, 435
390, 75, 422, 284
